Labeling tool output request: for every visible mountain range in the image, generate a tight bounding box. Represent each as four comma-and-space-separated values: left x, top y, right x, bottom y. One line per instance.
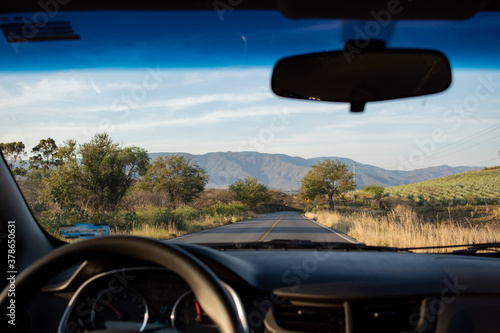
148, 152, 482, 190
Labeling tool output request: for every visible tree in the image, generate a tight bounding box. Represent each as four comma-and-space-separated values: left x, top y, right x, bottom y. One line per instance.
40, 139, 82, 216
363, 184, 384, 199
140, 155, 209, 208
363, 184, 385, 207
42, 133, 150, 215
301, 159, 355, 210
0, 141, 27, 177
24, 138, 62, 204
229, 176, 271, 210
29, 137, 61, 171
78, 133, 150, 212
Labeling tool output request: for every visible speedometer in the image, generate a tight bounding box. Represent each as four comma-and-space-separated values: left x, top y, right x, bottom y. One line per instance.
91, 287, 149, 331
171, 291, 218, 333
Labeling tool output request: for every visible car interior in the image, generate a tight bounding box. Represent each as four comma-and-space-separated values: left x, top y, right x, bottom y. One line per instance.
1, 1, 500, 333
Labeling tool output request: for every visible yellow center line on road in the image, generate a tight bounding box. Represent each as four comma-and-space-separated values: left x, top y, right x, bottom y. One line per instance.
258, 214, 285, 241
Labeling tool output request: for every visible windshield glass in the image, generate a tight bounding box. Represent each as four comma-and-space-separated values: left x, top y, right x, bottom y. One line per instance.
0, 10, 499, 249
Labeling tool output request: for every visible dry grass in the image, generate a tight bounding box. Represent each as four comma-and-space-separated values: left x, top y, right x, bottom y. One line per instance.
186, 212, 253, 233
126, 223, 187, 239
306, 204, 499, 251
124, 211, 255, 240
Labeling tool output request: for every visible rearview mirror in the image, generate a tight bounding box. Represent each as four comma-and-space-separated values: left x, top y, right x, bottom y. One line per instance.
271, 44, 452, 112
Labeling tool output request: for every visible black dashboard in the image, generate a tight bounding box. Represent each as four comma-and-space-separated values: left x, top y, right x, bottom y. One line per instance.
59, 268, 217, 332
26, 243, 500, 333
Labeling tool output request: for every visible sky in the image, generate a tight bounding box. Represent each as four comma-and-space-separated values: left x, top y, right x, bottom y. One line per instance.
0, 11, 499, 171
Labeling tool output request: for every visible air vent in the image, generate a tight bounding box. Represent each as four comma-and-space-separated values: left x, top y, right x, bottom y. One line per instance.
351, 297, 423, 333
274, 302, 346, 333
1, 20, 79, 43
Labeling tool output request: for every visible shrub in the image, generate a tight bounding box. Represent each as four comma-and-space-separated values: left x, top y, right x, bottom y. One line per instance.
192, 189, 235, 209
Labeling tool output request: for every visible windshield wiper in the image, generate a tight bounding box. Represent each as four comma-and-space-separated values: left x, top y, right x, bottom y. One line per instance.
449, 242, 500, 254
396, 242, 500, 254
203, 239, 404, 252
203, 241, 500, 254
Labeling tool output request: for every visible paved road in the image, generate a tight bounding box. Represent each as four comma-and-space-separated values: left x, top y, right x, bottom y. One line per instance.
171, 211, 358, 244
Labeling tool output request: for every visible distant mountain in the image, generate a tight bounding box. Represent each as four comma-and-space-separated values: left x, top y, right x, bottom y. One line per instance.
148, 152, 483, 190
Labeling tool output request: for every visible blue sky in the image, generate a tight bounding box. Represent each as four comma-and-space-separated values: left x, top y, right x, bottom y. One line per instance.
0, 11, 499, 170
1, 67, 499, 171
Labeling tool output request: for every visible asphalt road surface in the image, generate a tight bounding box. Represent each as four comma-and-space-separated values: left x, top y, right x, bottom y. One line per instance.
171, 211, 358, 244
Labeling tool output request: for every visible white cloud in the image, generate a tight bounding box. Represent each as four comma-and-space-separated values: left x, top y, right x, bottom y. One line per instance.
0, 78, 91, 108
1, 68, 499, 170
114, 103, 346, 130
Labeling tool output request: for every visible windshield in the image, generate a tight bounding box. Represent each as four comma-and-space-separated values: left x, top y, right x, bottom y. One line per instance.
0, 10, 499, 250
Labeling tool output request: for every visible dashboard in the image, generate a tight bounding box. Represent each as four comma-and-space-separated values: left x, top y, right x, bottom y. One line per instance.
25, 243, 500, 333
59, 268, 220, 333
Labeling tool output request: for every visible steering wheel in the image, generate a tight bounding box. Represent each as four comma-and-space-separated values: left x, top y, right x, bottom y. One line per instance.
0, 236, 246, 333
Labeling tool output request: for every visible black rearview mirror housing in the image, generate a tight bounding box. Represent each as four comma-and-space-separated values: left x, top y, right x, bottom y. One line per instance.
271, 41, 452, 112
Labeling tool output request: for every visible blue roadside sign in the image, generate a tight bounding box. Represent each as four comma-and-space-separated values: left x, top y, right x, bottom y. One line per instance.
61, 223, 110, 239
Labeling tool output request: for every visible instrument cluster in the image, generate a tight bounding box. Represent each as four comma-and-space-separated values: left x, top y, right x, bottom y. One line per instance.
59, 268, 218, 333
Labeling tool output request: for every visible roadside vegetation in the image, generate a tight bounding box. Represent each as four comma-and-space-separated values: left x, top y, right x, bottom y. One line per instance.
306, 205, 499, 251
301, 159, 355, 210
2, 136, 499, 249
0, 134, 302, 241
385, 167, 500, 206
303, 162, 500, 251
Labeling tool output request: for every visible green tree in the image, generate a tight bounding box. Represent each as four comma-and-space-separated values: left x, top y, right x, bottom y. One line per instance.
363, 184, 384, 199
24, 138, 62, 205
301, 159, 355, 210
29, 137, 61, 171
229, 176, 271, 210
140, 155, 209, 208
0, 141, 27, 177
42, 133, 150, 215
56, 139, 79, 162
40, 140, 81, 216
363, 184, 385, 207
78, 133, 149, 213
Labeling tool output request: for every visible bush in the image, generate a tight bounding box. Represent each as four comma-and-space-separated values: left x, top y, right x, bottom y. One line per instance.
192, 189, 235, 209
363, 184, 384, 200
121, 189, 166, 210
208, 203, 247, 216
155, 209, 187, 230
173, 205, 200, 220
135, 207, 186, 230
